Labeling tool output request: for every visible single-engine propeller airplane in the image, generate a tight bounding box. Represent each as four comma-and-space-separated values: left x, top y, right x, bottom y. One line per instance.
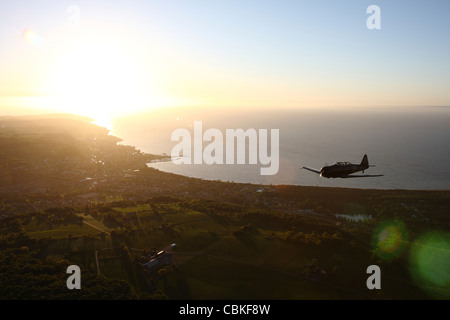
302, 154, 384, 178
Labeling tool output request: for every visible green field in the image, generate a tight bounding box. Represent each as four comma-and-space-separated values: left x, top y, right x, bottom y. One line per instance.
178, 255, 362, 299
78, 214, 114, 233
26, 222, 100, 239
14, 198, 444, 300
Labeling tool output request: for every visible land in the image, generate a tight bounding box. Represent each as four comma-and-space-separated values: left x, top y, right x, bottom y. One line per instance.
0, 114, 449, 300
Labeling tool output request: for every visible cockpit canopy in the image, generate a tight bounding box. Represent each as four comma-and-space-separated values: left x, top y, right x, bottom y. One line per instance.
335, 161, 352, 166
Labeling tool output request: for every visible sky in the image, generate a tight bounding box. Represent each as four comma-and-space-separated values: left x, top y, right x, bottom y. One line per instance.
1, 0, 450, 121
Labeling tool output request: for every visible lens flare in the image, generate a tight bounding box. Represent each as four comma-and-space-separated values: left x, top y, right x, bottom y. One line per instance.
22, 28, 42, 46
372, 220, 408, 261
409, 231, 450, 299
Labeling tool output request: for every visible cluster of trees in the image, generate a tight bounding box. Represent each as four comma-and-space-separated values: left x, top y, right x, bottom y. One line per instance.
180, 198, 245, 215
285, 230, 346, 248
0, 248, 138, 300
0, 216, 26, 234
102, 211, 125, 228
0, 229, 171, 299
36, 207, 82, 226
232, 223, 258, 237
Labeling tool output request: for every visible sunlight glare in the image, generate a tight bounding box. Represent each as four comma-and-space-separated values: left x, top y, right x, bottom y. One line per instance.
47, 39, 156, 123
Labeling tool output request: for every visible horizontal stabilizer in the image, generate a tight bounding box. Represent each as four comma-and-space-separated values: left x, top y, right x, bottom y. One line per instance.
302, 166, 321, 174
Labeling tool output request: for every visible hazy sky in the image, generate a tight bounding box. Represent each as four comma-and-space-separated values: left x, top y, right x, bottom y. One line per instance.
1, 0, 450, 119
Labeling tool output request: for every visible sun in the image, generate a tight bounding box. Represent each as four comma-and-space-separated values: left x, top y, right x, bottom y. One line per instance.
46, 38, 155, 128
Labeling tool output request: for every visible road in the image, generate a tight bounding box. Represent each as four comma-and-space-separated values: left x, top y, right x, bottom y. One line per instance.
82, 220, 109, 234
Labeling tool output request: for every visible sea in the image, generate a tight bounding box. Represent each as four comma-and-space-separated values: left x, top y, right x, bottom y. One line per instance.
110, 106, 450, 190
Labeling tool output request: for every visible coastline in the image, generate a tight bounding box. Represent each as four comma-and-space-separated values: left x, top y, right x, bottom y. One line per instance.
1, 114, 449, 300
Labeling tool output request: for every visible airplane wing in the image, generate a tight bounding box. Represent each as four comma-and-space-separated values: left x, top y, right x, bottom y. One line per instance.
341, 174, 384, 178
302, 166, 321, 174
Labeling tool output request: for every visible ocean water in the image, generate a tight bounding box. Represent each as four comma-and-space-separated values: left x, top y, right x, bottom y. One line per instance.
111, 107, 450, 190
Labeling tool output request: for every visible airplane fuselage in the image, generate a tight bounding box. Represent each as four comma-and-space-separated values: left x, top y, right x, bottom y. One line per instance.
302, 154, 382, 178
320, 162, 367, 178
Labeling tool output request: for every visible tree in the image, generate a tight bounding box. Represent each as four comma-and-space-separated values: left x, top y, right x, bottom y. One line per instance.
120, 242, 131, 260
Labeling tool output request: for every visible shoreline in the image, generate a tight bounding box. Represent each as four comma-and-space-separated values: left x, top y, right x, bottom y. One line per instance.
144, 161, 450, 192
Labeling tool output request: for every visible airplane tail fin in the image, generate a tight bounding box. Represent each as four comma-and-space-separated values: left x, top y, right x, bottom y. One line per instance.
360, 154, 369, 168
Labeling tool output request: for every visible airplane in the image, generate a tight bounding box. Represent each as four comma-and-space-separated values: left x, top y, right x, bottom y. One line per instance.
302, 154, 384, 178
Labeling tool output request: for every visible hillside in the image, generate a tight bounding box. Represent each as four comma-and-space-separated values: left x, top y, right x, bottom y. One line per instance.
0, 115, 449, 300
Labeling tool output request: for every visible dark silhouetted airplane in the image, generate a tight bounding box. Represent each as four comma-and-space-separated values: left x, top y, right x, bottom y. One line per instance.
302, 154, 383, 178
